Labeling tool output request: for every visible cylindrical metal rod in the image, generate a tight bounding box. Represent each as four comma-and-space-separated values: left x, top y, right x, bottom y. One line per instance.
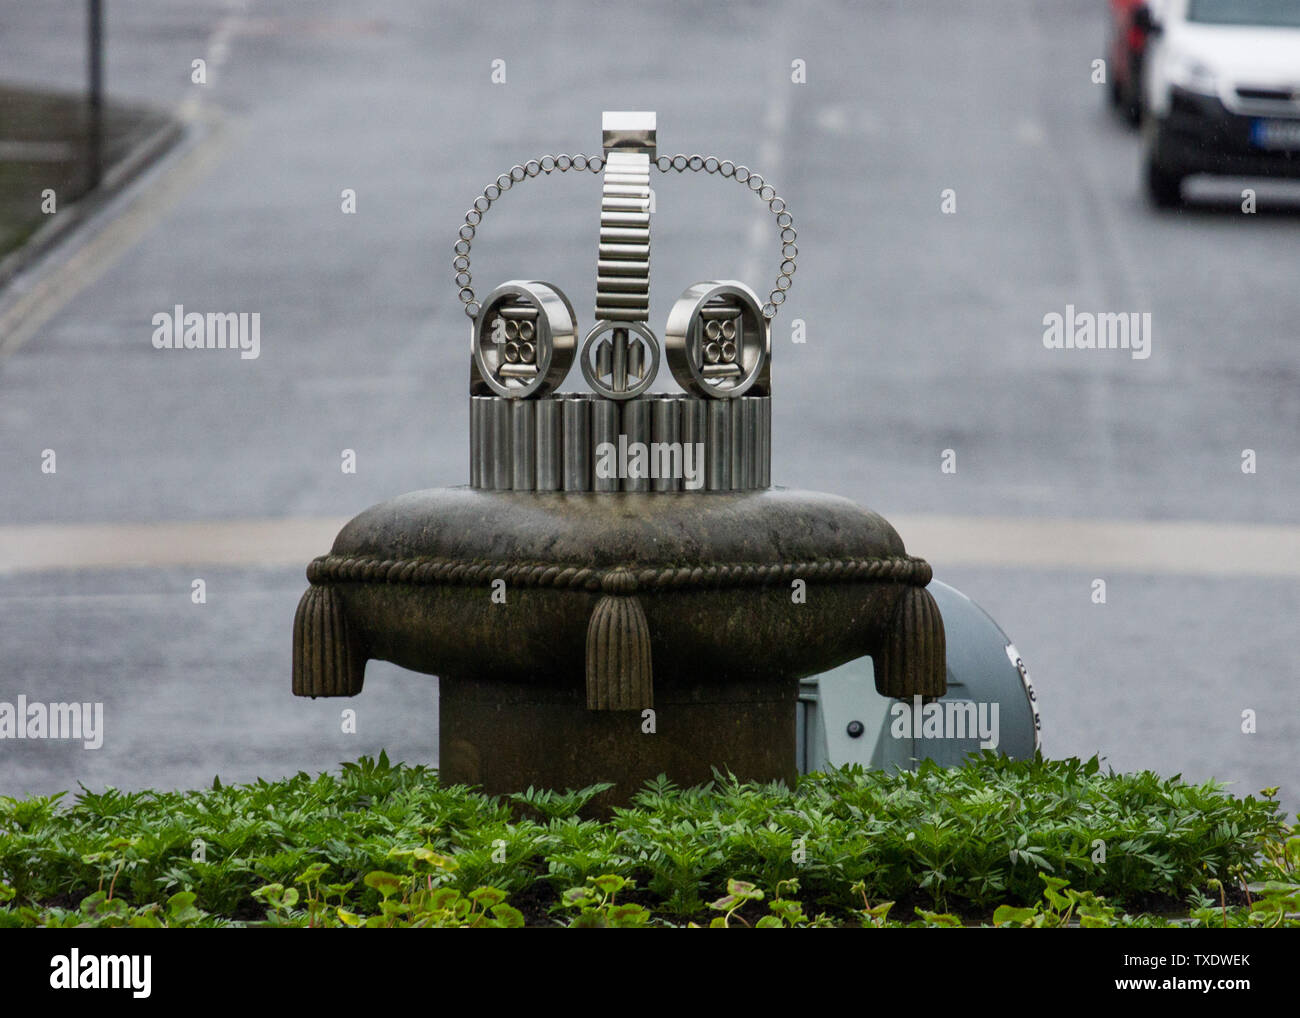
622, 399, 651, 492
742, 397, 758, 490
512, 399, 536, 491
707, 400, 731, 491
470, 396, 481, 488
490, 398, 513, 490
562, 395, 591, 491
536, 398, 561, 491
651, 397, 682, 492
472, 396, 494, 489
592, 398, 620, 491
596, 276, 650, 293
598, 242, 651, 259
756, 396, 771, 489
600, 211, 651, 226
612, 329, 628, 394
730, 398, 746, 490
496, 305, 538, 319
681, 398, 707, 492
597, 259, 650, 276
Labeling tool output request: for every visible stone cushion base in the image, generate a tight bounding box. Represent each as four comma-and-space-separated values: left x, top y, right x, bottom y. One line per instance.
293, 487, 945, 708
291, 486, 945, 801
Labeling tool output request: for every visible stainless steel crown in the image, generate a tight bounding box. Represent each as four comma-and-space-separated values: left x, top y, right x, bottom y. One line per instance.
458, 112, 795, 492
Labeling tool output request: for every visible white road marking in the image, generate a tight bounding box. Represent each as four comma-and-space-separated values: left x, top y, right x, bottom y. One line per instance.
892, 513, 1300, 578
0, 518, 350, 575
0, 513, 1297, 578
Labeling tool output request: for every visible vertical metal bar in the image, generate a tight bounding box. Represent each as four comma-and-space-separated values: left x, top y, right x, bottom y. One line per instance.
742, 397, 758, 490
535, 398, 561, 491
562, 395, 591, 492
470, 397, 481, 488
622, 399, 651, 492
512, 400, 536, 491
681, 398, 707, 492
707, 400, 731, 491
490, 397, 512, 490
612, 328, 628, 395
591, 398, 620, 491
472, 396, 494, 489
87, 0, 104, 189
759, 395, 769, 488
651, 397, 682, 492
729, 398, 746, 490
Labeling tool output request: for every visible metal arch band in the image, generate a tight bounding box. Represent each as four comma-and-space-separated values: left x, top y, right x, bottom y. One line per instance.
452, 154, 797, 321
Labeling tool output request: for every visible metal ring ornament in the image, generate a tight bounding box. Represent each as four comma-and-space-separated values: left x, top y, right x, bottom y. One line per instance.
580, 320, 660, 400
665, 281, 769, 399
472, 281, 576, 398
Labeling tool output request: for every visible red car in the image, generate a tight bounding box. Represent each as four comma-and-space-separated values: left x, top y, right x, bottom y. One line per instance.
1107, 0, 1154, 124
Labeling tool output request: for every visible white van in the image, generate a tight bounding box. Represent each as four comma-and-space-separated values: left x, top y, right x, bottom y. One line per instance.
1138, 0, 1300, 206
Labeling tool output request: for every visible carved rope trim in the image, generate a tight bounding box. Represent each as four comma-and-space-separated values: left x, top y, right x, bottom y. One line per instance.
305, 553, 932, 593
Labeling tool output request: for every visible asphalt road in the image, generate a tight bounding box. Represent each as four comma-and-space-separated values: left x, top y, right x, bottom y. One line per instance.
1, 0, 1297, 814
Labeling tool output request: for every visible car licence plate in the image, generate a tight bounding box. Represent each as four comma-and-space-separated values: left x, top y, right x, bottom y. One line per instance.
1251, 118, 1300, 150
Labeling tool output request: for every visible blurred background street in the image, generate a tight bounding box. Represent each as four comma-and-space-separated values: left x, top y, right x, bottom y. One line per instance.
1, 0, 1296, 813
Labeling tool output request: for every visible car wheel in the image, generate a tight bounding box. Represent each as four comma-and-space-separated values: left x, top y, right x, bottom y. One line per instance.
1142, 119, 1183, 208
1145, 158, 1183, 208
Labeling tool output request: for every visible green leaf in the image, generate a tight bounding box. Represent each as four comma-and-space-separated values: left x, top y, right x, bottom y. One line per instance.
295, 862, 329, 884
725, 878, 763, 901
914, 909, 962, 927
563, 887, 595, 907
489, 903, 525, 927
591, 874, 629, 895
363, 871, 405, 899
251, 883, 285, 905
469, 887, 507, 908
166, 891, 201, 924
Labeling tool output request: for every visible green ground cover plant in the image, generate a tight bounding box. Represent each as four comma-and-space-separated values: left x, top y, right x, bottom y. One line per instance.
1, 752, 1294, 927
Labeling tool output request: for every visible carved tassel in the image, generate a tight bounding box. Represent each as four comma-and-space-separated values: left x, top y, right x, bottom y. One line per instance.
873, 584, 946, 699
585, 567, 653, 710
292, 584, 366, 697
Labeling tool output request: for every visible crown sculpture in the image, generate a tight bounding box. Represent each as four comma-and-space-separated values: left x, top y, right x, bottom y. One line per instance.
292, 113, 945, 807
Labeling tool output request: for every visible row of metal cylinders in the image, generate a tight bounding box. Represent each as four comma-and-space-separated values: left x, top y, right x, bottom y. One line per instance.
470, 393, 772, 492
